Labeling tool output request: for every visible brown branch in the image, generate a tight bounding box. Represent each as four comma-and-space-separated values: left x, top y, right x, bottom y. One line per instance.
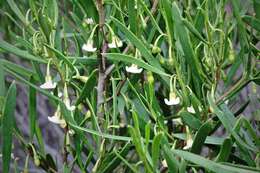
144, 0, 159, 23
96, 0, 108, 122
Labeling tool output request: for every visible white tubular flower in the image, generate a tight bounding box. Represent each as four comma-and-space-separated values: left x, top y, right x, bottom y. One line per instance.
58, 91, 63, 98
162, 159, 168, 168
125, 64, 143, 74
40, 59, 57, 89
108, 36, 123, 48
63, 83, 76, 111
68, 129, 75, 136
224, 99, 229, 104
85, 18, 94, 25
183, 137, 193, 150
48, 106, 67, 128
172, 118, 183, 125
64, 99, 76, 111
40, 75, 57, 89
82, 40, 97, 52
187, 105, 196, 114
164, 92, 180, 106
183, 126, 193, 150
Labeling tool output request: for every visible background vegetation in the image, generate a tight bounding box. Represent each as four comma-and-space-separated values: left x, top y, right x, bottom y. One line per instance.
0, 0, 260, 172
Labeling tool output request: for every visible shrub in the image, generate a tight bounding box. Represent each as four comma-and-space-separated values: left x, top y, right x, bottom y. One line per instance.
0, 0, 260, 172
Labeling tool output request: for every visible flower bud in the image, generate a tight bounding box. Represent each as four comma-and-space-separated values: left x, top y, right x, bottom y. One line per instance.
147, 71, 154, 84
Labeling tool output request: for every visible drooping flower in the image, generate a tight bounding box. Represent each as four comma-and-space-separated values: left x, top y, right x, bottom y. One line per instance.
85, 18, 94, 25
63, 83, 76, 111
125, 64, 143, 74
40, 75, 57, 89
68, 129, 75, 136
82, 40, 97, 52
183, 137, 193, 150
183, 126, 193, 150
64, 98, 76, 111
187, 105, 196, 114
108, 36, 123, 48
58, 91, 63, 98
164, 92, 180, 106
40, 60, 57, 89
48, 106, 67, 128
224, 99, 229, 104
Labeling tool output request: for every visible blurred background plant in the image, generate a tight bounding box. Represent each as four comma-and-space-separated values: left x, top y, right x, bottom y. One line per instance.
0, 0, 259, 172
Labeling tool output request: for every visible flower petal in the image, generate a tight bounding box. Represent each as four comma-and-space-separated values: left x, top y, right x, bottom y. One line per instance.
48, 115, 62, 124
85, 18, 94, 24
183, 138, 193, 150
40, 81, 57, 89
125, 64, 143, 74
187, 106, 196, 114
82, 42, 97, 52
164, 97, 180, 106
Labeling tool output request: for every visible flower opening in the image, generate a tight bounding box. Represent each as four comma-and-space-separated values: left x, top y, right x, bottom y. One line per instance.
125, 64, 143, 74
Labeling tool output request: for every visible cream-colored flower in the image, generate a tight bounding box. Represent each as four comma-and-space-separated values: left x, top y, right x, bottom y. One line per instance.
172, 118, 183, 125
125, 64, 143, 74
48, 106, 66, 128
58, 91, 63, 98
183, 126, 193, 150
63, 83, 76, 111
68, 129, 75, 135
108, 36, 123, 48
187, 105, 196, 114
224, 99, 229, 104
40, 76, 57, 89
82, 40, 96, 52
85, 18, 94, 25
65, 99, 76, 111
183, 137, 193, 150
162, 159, 168, 168
164, 92, 180, 106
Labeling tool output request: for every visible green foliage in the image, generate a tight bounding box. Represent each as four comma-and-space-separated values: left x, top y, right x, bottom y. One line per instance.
0, 0, 259, 172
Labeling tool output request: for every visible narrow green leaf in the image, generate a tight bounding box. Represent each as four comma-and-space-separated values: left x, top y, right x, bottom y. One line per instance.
242, 15, 260, 32
1, 59, 37, 79
253, 0, 260, 20
190, 120, 214, 154
208, 92, 257, 151
159, 0, 174, 45
180, 111, 202, 130
172, 149, 259, 173
182, 19, 208, 44
70, 123, 131, 141
230, 0, 249, 49
152, 133, 163, 169
162, 145, 179, 173
29, 77, 37, 140
173, 133, 227, 146
0, 61, 5, 96
138, 0, 163, 34
45, 45, 75, 71
105, 53, 170, 77
128, 0, 137, 34
2, 81, 16, 173
75, 69, 98, 106
7, 0, 27, 25
215, 138, 233, 162
171, 2, 205, 82
0, 40, 46, 63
